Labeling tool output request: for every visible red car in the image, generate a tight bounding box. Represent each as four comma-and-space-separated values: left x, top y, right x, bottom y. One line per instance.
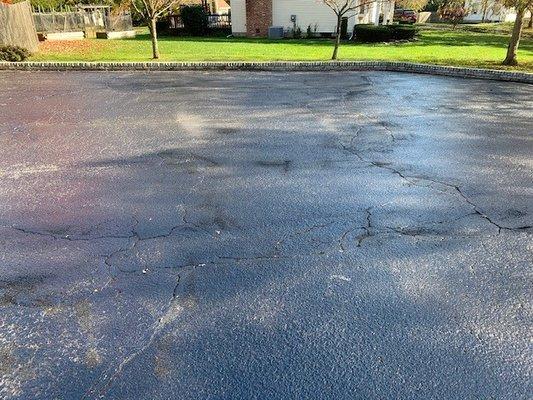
394, 9, 418, 24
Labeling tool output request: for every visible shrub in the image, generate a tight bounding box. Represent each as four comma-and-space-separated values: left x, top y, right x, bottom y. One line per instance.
180, 5, 208, 36
0, 45, 30, 62
306, 24, 318, 38
353, 24, 418, 42
353, 24, 392, 42
390, 24, 419, 40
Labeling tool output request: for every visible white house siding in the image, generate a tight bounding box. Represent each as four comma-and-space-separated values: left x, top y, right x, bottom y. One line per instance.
463, 0, 518, 22
272, 0, 356, 33
231, 0, 395, 37
231, 0, 247, 36
464, 9, 527, 22
272, 0, 396, 32
463, 10, 517, 23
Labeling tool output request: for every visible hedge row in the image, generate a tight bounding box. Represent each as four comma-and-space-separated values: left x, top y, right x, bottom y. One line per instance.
353, 24, 419, 43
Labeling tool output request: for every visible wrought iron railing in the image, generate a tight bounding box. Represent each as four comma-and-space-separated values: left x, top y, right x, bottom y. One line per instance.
168, 13, 231, 29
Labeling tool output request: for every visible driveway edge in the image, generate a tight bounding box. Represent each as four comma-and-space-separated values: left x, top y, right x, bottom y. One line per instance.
0, 61, 531, 83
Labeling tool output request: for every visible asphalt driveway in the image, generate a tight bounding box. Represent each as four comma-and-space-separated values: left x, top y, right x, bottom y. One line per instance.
0, 71, 532, 399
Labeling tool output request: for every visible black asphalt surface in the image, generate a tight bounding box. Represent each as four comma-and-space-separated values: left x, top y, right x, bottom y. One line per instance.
0, 71, 532, 399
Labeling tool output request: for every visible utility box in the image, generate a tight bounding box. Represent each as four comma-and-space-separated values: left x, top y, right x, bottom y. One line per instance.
268, 26, 284, 39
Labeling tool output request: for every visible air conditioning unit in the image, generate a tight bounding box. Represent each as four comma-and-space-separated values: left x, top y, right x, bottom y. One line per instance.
268, 26, 284, 39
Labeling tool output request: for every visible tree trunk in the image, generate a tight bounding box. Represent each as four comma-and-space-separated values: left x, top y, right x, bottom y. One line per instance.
528, 8, 532, 29
481, 1, 488, 23
503, 7, 525, 66
331, 14, 342, 60
149, 17, 160, 59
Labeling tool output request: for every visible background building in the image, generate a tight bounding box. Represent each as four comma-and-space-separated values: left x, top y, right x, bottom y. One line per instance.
231, 0, 396, 37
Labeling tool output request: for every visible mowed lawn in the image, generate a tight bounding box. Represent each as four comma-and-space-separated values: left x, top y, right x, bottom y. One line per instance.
31, 26, 533, 71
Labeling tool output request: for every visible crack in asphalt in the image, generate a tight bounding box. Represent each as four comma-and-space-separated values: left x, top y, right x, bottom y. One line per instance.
4, 143, 529, 276
338, 208, 373, 252
383, 212, 481, 238
357, 207, 374, 247
303, 84, 467, 251
337, 210, 511, 247
332, 84, 529, 237
218, 255, 285, 262
338, 136, 528, 236
83, 262, 209, 399
3, 206, 219, 245
4, 226, 134, 242
378, 121, 398, 143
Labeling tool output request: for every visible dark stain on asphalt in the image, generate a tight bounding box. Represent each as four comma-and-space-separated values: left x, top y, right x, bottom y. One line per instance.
157, 150, 220, 167
0, 274, 56, 308
255, 159, 293, 173
215, 127, 240, 135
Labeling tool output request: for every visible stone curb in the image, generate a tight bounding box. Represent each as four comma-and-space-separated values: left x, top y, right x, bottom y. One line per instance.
0, 61, 531, 83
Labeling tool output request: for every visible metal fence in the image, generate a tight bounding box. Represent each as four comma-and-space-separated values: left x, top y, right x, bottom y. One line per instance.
82, 8, 106, 29
168, 13, 231, 29
33, 12, 85, 33
33, 11, 133, 33
0, 1, 39, 52
207, 14, 231, 28
105, 14, 133, 32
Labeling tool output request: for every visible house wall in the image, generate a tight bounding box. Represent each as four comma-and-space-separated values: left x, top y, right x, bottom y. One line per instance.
246, 0, 272, 36
231, 0, 247, 35
463, 10, 516, 23
463, 0, 517, 22
272, 0, 350, 33
231, 0, 395, 37
271, 0, 386, 33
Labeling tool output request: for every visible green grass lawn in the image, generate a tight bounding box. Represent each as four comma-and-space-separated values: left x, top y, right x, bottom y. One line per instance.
31, 25, 533, 71
423, 21, 533, 39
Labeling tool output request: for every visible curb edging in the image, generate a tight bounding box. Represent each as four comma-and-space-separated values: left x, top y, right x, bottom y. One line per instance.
0, 61, 531, 83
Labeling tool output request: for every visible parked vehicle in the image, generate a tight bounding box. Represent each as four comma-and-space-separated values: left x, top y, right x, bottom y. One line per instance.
394, 9, 418, 24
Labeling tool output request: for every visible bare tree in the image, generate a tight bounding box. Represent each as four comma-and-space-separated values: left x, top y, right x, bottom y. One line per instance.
131, 0, 182, 59
502, 0, 532, 65
323, 0, 378, 60
438, 0, 468, 30
480, 0, 490, 22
